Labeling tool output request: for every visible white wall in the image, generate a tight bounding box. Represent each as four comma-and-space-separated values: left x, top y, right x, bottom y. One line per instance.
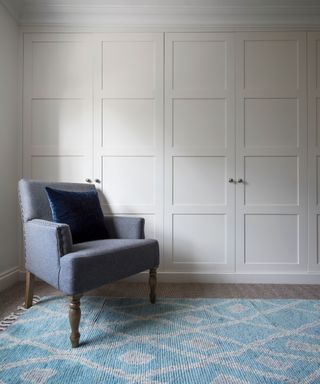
0, 3, 20, 289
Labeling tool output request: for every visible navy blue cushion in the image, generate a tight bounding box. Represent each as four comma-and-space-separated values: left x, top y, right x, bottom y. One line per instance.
45, 187, 108, 244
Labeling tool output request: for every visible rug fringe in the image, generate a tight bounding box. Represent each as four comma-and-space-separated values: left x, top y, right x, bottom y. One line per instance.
0, 295, 41, 332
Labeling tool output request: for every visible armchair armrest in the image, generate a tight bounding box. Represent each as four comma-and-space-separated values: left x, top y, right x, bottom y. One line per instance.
103, 216, 145, 239
24, 219, 73, 289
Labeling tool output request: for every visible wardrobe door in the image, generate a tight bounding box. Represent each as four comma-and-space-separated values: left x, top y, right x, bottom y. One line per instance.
308, 32, 320, 272
93, 33, 164, 255
23, 34, 93, 182
164, 33, 236, 272
236, 32, 308, 273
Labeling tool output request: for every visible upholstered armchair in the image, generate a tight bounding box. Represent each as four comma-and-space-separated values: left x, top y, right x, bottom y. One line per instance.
18, 179, 159, 347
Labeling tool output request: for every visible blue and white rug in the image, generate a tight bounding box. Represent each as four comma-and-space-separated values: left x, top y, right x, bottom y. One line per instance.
0, 297, 319, 384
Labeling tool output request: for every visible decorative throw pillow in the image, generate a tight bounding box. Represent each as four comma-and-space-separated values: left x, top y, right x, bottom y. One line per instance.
45, 187, 108, 244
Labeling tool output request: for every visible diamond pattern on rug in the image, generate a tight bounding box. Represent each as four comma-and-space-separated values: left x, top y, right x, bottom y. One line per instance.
119, 350, 155, 365
256, 355, 292, 371
183, 337, 217, 352
0, 297, 319, 384
20, 368, 57, 384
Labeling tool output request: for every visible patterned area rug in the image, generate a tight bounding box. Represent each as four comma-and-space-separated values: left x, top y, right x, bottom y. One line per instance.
0, 297, 319, 384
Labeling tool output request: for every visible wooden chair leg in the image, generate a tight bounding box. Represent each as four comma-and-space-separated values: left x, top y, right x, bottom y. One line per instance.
69, 295, 82, 348
25, 272, 35, 309
149, 268, 157, 304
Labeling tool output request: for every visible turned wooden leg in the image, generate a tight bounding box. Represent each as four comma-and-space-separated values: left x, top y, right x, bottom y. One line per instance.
69, 295, 82, 348
149, 268, 157, 304
25, 272, 35, 309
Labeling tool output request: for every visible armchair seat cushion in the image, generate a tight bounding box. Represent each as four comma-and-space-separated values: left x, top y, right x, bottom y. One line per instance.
59, 239, 159, 295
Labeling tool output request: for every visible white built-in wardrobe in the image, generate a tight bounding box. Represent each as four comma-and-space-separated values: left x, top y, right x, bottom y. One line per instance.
23, 31, 320, 282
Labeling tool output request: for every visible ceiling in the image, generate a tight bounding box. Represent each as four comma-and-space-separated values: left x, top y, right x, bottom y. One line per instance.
2, 0, 320, 27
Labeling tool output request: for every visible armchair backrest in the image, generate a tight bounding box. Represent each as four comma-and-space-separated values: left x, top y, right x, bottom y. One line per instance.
18, 179, 96, 223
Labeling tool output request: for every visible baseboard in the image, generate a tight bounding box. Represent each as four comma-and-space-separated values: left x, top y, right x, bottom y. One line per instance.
122, 271, 320, 284
18, 270, 25, 281
16, 269, 320, 285
0, 267, 20, 291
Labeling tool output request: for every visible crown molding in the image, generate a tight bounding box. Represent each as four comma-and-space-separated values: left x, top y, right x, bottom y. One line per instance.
0, 0, 23, 22
3, 0, 320, 27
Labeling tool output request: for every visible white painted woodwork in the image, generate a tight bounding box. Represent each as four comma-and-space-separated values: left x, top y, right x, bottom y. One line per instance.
165, 33, 235, 273
31, 41, 90, 99
173, 99, 226, 148
173, 215, 226, 266
308, 32, 320, 271
102, 40, 154, 98
102, 99, 155, 148
244, 157, 298, 205
173, 157, 226, 206
93, 33, 163, 264
236, 32, 307, 273
31, 99, 87, 151
244, 40, 298, 93
31, 156, 87, 183
7, 0, 320, 27
244, 99, 298, 148
173, 41, 226, 93
21, 30, 319, 281
102, 157, 155, 207
23, 34, 93, 183
244, 215, 299, 264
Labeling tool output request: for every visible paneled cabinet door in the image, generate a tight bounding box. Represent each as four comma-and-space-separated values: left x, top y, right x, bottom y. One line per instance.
308, 32, 320, 271
236, 32, 308, 272
92, 33, 164, 260
164, 33, 236, 273
23, 34, 93, 183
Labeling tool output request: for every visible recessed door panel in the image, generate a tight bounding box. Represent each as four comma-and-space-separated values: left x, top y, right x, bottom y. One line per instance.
31, 156, 87, 183
102, 41, 154, 97
245, 214, 298, 264
31, 99, 87, 150
244, 40, 298, 92
172, 41, 227, 92
244, 98, 298, 148
173, 214, 226, 265
173, 157, 226, 205
102, 156, 155, 207
102, 99, 155, 148
244, 157, 298, 205
32, 41, 90, 98
173, 99, 226, 148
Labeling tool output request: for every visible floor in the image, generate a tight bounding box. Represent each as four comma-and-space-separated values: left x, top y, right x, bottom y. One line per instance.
1, 281, 320, 320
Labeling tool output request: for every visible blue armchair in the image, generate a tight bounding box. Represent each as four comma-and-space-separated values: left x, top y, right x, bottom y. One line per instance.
18, 179, 159, 347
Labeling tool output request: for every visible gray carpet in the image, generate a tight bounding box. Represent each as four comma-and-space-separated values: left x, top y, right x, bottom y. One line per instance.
1, 280, 320, 320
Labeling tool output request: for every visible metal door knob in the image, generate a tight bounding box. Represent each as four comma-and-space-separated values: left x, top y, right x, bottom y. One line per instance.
85, 178, 92, 183
228, 178, 234, 183
237, 178, 244, 183
95, 179, 101, 184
